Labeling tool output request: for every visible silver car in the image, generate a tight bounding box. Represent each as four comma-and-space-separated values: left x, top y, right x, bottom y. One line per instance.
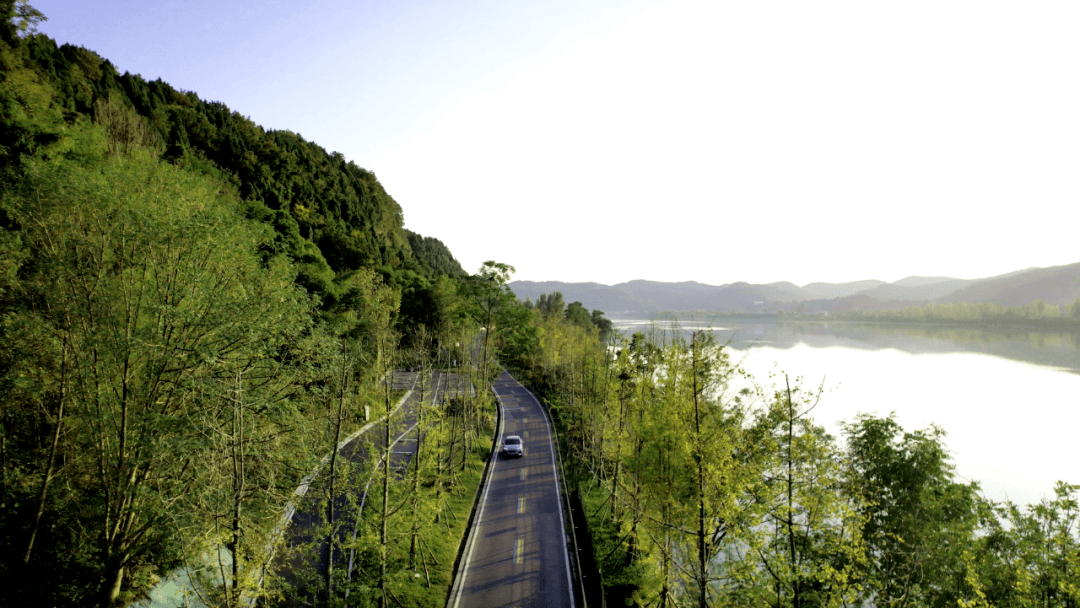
502, 435, 524, 458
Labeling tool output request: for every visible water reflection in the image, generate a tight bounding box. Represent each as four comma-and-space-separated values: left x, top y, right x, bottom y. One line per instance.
614, 318, 1080, 375
612, 317, 1080, 505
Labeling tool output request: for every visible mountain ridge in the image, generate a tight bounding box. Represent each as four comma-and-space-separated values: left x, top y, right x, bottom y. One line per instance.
509, 262, 1080, 316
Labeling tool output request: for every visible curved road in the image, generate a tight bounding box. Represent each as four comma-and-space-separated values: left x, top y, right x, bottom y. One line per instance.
448, 371, 575, 608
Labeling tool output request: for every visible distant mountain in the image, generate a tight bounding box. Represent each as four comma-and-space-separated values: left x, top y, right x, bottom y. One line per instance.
615, 280, 721, 312
892, 276, 963, 287
511, 281, 642, 314
795, 280, 886, 301
937, 262, 1080, 307
760, 281, 799, 300
857, 279, 972, 302
509, 279, 780, 315
509, 262, 1080, 316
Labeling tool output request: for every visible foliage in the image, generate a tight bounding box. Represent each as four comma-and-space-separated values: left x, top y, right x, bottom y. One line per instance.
973, 482, 1080, 607
0, 6, 486, 606
0, 19, 463, 340
403, 229, 464, 279
804, 298, 1080, 331
736, 377, 865, 607
0, 151, 326, 606
842, 413, 983, 607
527, 317, 1080, 607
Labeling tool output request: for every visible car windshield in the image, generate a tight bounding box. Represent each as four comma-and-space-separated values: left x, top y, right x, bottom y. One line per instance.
505, 437, 521, 445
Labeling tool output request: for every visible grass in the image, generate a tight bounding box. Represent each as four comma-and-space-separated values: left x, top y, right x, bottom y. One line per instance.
387, 415, 495, 607
579, 480, 645, 606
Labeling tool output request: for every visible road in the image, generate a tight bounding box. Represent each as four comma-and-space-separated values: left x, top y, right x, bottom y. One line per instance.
274, 369, 467, 605
448, 370, 575, 608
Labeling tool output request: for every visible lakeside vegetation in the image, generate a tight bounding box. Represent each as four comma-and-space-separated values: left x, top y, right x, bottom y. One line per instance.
781, 298, 1080, 332
519, 313, 1080, 608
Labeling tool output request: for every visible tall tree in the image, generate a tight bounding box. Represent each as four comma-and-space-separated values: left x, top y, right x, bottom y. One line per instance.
843, 413, 981, 607
7, 153, 316, 606
974, 482, 1080, 607
740, 376, 864, 608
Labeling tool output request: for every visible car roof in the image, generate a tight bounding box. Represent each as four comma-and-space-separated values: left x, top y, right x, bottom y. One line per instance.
505, 435, 522, 441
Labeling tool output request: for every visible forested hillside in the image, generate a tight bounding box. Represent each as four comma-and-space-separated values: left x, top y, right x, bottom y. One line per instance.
0, 3, 497, 606
0, 1, 461, 329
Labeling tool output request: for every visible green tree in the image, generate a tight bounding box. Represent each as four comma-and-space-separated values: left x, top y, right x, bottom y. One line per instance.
740, 376, 864, 608
564, 301, 593, 329
615, 329, 761, 607
460, 260, 537, 385
842, 413, 982, 607
7, 1, 46, 38
975, 482, 1080, 607
6, 153, 317, 606
537, 291, 566, 318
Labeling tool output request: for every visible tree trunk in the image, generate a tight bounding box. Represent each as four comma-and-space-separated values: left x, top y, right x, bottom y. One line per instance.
24, 339, 68, 564
410, 369, 426, 570
785, 376, 800, 608
228, 371, 246, 607
693, 335, 709, 608
102, 562, 125, 608
379, 371, 391, 608
325, 347, 349, 600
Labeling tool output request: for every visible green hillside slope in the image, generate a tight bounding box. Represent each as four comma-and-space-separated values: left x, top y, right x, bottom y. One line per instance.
1, 19, 462, 324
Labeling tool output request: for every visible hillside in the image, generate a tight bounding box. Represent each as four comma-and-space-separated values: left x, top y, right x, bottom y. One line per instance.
938, 262, 1080, 308
0, 11, 492, 606
1, 26, 462, 324
510, 263, 1080, 316
796, 280, 887, 301
856, 279, 972, 302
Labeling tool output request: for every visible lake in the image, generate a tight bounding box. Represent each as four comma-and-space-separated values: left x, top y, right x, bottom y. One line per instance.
612, 317, 1080, 505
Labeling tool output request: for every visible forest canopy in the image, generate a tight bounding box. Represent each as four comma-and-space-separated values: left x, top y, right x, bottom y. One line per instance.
0, 0, 461, 333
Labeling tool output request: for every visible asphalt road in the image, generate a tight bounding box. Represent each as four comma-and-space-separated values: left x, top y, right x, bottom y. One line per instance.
448, 371, 575, 608
274, 369, 466, 605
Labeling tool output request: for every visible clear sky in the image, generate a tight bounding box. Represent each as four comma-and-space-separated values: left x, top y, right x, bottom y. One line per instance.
34, 0, 1080, 287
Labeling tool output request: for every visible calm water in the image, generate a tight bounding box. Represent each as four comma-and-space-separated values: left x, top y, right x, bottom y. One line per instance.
613, 318, 1080, 505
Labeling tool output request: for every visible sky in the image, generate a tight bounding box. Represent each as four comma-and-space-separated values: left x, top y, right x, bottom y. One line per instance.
33, 0, 1080, 287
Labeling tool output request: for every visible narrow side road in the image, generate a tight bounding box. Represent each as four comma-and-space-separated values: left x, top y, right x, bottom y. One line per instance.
447, 370, 575, 608
274, 369, 465, 605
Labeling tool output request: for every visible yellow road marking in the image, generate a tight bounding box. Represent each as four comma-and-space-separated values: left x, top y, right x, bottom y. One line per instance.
523, 418, 528, 424
514, 538, 524, 564
523, 431, 529, 438
518, 497, 526, 514
520, 468, 527, 481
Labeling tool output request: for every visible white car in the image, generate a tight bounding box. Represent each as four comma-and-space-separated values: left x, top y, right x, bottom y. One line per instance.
502, 435, 524, 458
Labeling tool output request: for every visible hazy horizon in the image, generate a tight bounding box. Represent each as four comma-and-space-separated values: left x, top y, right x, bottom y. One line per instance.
509, 265, 1049, 288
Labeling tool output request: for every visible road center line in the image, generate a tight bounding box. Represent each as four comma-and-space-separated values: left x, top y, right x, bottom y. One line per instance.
518, 497, 525, 514
514, 538, 524, 564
